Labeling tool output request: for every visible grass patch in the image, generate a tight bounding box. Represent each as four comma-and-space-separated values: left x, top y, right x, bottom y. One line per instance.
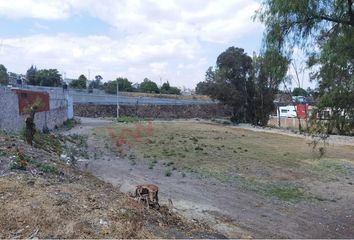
267, 186, 305, 202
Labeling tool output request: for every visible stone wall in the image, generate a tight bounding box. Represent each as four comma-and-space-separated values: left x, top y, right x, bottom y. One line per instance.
0, 87, 68, 132
74, 103, 232, 119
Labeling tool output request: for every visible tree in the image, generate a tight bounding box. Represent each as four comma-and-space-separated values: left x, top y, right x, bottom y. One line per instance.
36, 69, 62, 87
256, 0, 354, 54
253, 49, 289, 125
160, 81, 181, 95
308, 24, 354, 134
256, 0, 354, 135
293, 87, 308, 96
199, 47, 254, 123
89, 75, 103, 89
26, 65, 38, 85
70, 74, 87, 89
0, 64, 9, 85
117, 77, 133, 92
102, 78, 133, 94
139, 78, 159, 93
195, 81, 211, 95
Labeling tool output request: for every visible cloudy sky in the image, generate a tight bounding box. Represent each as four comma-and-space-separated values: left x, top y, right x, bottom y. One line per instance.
0, 0, 265, 89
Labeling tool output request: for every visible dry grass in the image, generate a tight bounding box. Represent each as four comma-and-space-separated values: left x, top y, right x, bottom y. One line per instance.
100, 121, 354, 200
0, 132, 221, 239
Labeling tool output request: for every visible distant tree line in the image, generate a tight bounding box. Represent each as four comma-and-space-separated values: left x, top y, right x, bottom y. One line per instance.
0, 64, 182, 96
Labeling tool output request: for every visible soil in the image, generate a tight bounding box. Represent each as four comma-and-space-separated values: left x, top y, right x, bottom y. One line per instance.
68, 118, 354, 238
0, 124, 223, 239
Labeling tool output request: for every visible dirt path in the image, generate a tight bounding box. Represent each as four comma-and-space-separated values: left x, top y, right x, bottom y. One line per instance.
67, 118, 354, 238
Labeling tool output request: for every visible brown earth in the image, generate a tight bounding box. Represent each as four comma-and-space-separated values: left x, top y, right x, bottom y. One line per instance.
0, 132, 224, 239
69, 118, 354, 239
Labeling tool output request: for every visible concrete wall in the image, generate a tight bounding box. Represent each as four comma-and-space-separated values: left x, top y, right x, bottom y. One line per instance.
74, 103, 232, 119
0, 87, 68, 132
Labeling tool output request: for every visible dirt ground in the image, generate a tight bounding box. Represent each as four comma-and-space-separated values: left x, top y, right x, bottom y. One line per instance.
67, 117, 354, 239
0, 126, 223, 239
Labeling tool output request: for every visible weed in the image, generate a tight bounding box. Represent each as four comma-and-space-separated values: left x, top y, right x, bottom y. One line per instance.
33, 132, 62, 155
181, 172, 186, 177
63, 118, 80, 130
165, 169, 172, 177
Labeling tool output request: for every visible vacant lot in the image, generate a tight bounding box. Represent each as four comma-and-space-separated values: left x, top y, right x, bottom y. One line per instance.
97, 121, 354, 201
89, 120, 354, 238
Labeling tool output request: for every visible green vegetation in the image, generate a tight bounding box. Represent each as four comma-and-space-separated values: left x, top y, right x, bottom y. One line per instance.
196, 47, 287, 125
0, 64, 9, 85
26, 65, 62, 87
69, 74, 87, 89
267, 186, 305, 202
33, 132, 62, 155
63, 118, 80, 130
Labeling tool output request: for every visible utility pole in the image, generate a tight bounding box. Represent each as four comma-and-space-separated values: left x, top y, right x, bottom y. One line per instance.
116, 79, 119, 118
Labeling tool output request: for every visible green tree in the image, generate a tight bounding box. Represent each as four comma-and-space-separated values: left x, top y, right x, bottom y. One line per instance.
117, 77, 133, 92
256, 0, 354, 54
309, 25, 354, 134
256, 0, 354, 134
160, 81, 181, 95
200, 47, 254, 123
253, 49, 289, 125
89, 75, 103, 89
26, 65, 38, 85
102, 78, 133, 94
36, 69, 62, 87
139, 78, 159, 93
0, 64, 9, 85
292, 87, 308, 96
70, 74, 87, 89
195, 81, 211, 95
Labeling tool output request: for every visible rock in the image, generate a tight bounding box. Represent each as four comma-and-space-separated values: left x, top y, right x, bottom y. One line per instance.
99, 219, 108, 225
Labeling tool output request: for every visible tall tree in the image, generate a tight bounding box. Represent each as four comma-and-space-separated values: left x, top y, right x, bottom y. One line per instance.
89, 75, 103, 89
36, 69, 62, 87
0, 64, 9, 85
199, 47, 254, 123
256, 0, 354, 134
26, 65, 38, 85
139, 78, 159, 93
256, 0, 354, 54
70, 74, 87, 89
160, 81, 181, 95
253, 49, 289, 125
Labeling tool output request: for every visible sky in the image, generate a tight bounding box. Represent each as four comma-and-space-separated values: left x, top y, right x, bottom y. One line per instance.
0, 0, 287, 89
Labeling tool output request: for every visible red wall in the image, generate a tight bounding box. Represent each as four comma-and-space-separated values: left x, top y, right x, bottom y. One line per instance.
12, 89, 49, 114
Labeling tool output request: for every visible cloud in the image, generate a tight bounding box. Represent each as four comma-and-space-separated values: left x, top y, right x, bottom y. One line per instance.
0, 0, 263, 88
0, 0, 72, 20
